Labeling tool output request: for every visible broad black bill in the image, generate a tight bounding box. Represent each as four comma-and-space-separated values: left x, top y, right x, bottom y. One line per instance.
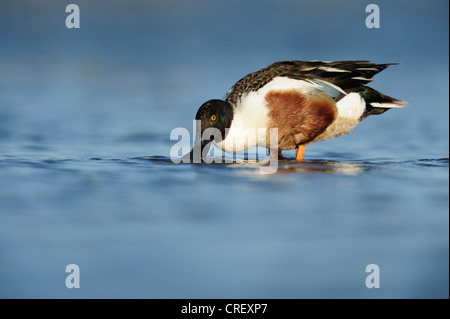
182, 140, 212, 163
181, 123, 213, 163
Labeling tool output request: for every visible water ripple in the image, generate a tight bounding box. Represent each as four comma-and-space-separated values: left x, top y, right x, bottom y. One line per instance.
0, 156, 447, 177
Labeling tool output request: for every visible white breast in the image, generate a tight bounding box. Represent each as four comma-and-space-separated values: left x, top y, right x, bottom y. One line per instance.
214, 109, 268, 153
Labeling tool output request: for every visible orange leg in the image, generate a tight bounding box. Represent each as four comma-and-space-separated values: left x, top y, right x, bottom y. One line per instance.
296, 145, 305, 162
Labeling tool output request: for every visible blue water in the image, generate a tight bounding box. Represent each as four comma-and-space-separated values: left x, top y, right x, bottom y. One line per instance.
0, 0, 448, 298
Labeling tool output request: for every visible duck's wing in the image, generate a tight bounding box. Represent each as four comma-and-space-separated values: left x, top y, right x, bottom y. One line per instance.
225, 60, 399, 107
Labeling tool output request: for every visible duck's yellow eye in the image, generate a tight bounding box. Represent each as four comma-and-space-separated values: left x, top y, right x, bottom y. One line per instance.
211, 115, 216, 121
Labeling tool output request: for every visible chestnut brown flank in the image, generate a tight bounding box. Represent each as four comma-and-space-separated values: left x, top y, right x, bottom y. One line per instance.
265, 89, 337, 149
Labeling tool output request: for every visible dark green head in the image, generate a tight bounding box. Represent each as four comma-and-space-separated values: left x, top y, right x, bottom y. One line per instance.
195, 99, 234, 137
186, 99, 234, 162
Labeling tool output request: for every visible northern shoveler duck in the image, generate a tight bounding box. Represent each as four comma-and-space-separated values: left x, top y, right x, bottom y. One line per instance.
188, 60, 406, 162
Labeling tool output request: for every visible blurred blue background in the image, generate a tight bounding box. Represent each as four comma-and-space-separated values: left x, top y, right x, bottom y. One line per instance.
0, 0, 448, 298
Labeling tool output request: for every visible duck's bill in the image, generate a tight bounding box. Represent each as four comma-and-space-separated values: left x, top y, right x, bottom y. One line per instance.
182, 140, 212, 163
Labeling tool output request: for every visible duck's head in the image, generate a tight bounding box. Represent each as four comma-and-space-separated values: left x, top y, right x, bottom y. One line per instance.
185, 99, 234, 162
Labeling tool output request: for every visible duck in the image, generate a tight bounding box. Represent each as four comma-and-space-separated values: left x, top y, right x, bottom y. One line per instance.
187, 60, 406, 162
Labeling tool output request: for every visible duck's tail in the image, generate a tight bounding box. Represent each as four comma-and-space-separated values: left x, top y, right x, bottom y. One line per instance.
358, 86, 407, 118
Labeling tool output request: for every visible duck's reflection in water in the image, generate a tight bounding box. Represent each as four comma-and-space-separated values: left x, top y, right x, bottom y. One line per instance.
226, 159, 365, 177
